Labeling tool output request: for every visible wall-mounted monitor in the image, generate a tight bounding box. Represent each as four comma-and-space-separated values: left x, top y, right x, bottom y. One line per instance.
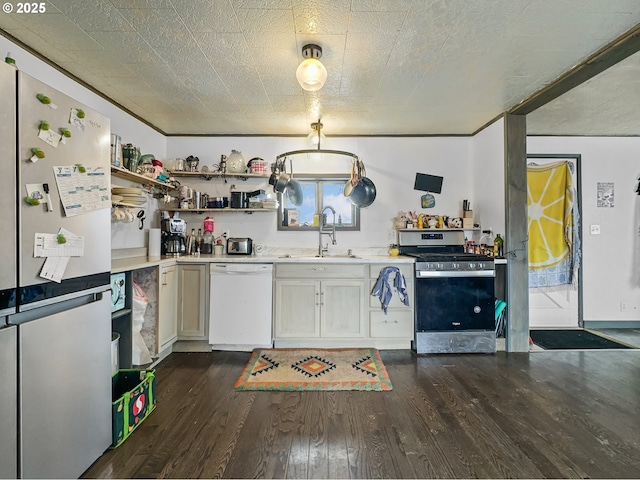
414, 173, 443, 194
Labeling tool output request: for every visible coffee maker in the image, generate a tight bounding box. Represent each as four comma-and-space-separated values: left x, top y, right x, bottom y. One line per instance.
161, 212, 187, 256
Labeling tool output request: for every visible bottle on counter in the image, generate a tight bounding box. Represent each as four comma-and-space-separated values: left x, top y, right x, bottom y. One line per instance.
202, 231, 213, 254
195, 228, 203, 254
494, 233, 504, 258
188, 228, 196, 255
202, 217, 214, 254
479, 229, 493, 256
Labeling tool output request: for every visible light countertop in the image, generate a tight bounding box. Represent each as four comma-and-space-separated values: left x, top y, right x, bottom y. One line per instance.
112, 252, 414, 272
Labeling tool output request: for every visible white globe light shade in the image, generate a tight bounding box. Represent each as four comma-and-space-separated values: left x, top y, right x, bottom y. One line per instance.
296, 58, 328, 91
307, 129, 326, 146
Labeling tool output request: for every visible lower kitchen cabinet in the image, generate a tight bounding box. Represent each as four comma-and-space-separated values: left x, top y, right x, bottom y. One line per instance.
368, 264, 414, 347
177, 263, 209, 340
369, 311, 413, 338
274, 280, 320, 337
273, 263, 371, 347
274, 279, 365, 339
321, 280, 365, 337
157, 264, 178, 352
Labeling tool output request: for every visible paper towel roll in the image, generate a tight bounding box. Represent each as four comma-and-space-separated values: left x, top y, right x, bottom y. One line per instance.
149, 228, 161, 258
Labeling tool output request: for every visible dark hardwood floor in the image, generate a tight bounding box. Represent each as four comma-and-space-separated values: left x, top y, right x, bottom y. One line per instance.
82, 349, 640, 479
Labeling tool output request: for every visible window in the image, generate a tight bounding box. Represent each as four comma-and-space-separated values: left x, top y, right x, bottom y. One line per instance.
277, 174, 360, 231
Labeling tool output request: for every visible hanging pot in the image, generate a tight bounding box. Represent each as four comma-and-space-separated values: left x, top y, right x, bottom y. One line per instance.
285, 158, 303, 206
287, 179, 303, 206
350, 161, 376, 208
350, 176, 376, 208
268, 162, 279, 187
274, 159, 290, 193
343, 159, 359, 197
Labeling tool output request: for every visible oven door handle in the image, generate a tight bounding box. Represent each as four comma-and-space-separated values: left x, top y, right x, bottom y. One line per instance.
416, 270, 495, 278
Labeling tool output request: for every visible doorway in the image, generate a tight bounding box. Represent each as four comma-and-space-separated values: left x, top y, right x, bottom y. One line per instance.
527, 154, 583, 328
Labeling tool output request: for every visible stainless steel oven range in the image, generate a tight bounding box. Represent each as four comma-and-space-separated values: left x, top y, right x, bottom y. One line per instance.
399, 229, 496, 354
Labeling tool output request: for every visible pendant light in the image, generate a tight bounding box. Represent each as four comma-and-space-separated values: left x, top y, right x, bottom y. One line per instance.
307, 121, 326, 148
276, 120, 359, 165
296, 44, 327, 91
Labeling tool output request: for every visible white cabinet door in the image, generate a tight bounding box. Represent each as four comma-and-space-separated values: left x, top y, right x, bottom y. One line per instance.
158, 264, 178, 350
177, 264, 208, 339
274, 280, 320, 337
320, 280, 365, 337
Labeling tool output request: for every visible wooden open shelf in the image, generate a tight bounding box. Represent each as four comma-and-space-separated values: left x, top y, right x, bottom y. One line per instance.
110, 166, 175, 189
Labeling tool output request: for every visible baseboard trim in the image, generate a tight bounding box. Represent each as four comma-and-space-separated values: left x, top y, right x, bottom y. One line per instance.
584, 320, 640, 329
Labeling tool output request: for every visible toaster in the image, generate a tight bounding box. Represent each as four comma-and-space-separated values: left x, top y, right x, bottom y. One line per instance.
227, 237, 253, 255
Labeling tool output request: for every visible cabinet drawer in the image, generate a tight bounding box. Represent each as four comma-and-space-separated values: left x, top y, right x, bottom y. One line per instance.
275, 263, 365, 279
369, 263, 413, 279
368, 280, 413, 309
370, 311, 413, 338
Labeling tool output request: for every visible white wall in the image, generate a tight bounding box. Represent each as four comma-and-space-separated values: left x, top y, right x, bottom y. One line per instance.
166, 136, 474, 250
0, 36, 167, 249
527, 136, 640, 323
1, 35, 506, 256
471, 117, 506, 238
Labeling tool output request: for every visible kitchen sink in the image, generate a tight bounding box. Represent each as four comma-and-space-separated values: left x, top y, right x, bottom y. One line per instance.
279, 253, 362, 260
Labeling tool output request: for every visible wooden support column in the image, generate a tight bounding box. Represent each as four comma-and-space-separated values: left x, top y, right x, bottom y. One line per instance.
504, 114, 529, 352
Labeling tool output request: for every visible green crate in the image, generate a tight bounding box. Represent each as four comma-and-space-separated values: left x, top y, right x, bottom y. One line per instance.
111, 369, 156, 448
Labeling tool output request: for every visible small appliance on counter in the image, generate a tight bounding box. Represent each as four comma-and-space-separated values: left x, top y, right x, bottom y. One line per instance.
227, 237, 253, 255
160, 213, 187, 256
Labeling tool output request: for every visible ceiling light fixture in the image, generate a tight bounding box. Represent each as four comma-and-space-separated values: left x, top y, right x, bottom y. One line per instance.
276, 120, 358, 165
296, 44, 327, 91
307, 120, 326, 148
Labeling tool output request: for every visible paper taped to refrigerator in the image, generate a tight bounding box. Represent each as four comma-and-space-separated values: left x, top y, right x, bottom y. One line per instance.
38, 128, 61, 147
39, 256, 70, 283
53, 165, 110, 217
34, 232, 84, 257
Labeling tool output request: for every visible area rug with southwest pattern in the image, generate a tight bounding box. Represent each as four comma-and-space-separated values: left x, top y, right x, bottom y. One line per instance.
234, 348, 393, 391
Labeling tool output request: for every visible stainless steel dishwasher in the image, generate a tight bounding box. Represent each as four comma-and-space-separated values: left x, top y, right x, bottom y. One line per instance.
209, 263, 273, 351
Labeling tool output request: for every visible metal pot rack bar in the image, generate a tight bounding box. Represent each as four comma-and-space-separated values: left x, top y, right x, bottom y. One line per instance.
275, 149, 359, 161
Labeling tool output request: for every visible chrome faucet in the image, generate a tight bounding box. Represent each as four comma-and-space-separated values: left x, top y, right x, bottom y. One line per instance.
318, 205, 337, 256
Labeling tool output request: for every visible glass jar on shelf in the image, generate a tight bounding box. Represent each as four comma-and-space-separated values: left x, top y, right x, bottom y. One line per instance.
226, 149, 246, 173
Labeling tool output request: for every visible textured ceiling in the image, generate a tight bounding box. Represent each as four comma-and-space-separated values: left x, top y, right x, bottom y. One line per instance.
527, 48, 640, 136
0, 0, 639, 136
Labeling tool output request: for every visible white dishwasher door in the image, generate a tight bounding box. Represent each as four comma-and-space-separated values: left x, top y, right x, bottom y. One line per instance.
209, 263, 273, 351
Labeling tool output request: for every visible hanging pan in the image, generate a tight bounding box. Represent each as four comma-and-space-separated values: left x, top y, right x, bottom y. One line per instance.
286, 158, 303, 206
274, 158, 290, 193
349, 160, 377, 208
343, 158, 359, 197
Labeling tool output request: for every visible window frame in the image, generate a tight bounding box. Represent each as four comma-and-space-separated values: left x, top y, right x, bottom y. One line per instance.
277, 173, 361, 231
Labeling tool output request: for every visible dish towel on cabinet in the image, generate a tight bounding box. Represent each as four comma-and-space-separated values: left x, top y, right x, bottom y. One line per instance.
371, 266, 410, 314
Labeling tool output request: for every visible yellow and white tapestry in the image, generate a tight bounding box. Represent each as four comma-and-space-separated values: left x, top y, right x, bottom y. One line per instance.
527, 161, 576, 288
